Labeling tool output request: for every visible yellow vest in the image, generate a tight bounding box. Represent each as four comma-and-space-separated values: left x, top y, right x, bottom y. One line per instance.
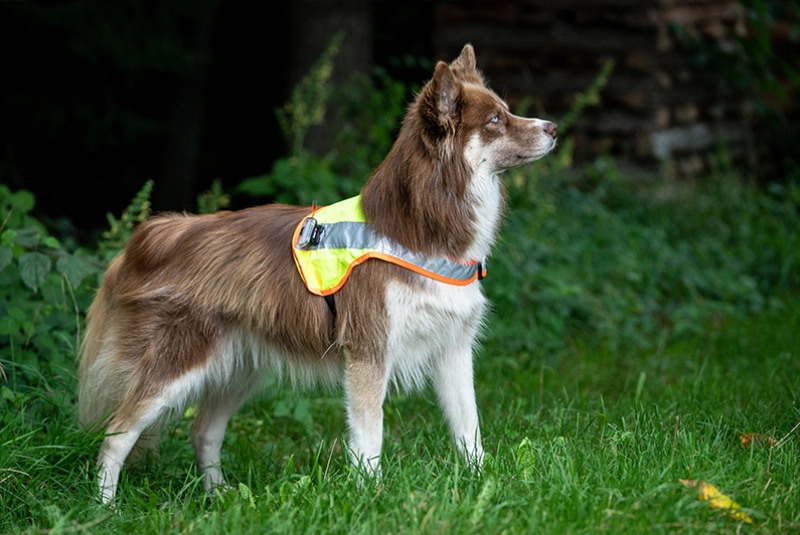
292, 195, 486, 296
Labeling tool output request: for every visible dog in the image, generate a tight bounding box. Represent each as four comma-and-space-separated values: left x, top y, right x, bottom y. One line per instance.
78, 44, 557, 503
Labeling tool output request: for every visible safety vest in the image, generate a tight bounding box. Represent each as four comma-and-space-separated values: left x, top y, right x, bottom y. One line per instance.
292, 195, 487, 296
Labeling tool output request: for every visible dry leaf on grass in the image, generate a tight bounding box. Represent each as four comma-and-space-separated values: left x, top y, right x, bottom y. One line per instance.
739, 433, 776, 449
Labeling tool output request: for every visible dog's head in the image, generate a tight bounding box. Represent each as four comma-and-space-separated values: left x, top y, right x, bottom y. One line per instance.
417, 44, 557, 173
363, 45, 558, 257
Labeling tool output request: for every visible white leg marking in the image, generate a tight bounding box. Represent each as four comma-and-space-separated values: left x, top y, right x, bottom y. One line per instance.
432, 343, 484, 468
97, 369, 206, 503
344, 359, 389, 477
97, 431, 141, 504
97, 413, 162, 504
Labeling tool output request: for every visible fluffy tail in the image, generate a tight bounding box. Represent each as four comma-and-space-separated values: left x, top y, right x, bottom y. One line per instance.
78, 255, 163, 460
78, 255, 127, 429
78, 255, 163, 458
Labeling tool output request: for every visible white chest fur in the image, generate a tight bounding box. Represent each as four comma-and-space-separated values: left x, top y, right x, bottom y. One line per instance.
383, 278, 486, 392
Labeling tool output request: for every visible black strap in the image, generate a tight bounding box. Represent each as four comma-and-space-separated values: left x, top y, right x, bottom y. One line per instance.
477, 258, 487, 280
324, 294, 336, 318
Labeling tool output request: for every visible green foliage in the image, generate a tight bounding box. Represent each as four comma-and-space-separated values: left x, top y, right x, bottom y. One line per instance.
98, 179, 153, 262
490, 158, 800, 358
276, 32, 343, 157
237, 153, 350, 206
0, 180, 157, 393
0, 185, 102, 388
197, 179, 232, 215
331, 68, 410, 182
558, 59, 615, 137
236, 33, 351, 206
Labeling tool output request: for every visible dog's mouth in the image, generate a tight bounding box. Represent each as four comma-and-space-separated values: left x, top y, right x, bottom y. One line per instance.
516, 138, 558, 163
496, 148, 555, 172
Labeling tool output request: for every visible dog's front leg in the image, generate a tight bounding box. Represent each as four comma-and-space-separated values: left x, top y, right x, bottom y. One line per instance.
344, 355, 389, 477
432, 343, 484, 468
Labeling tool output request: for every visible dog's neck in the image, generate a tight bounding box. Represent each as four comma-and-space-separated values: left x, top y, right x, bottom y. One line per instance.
462, 167, 505, 261
360, 128, 504, 262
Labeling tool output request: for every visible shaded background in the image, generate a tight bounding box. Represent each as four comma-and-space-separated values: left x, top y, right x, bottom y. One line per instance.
1, 0, 797, 231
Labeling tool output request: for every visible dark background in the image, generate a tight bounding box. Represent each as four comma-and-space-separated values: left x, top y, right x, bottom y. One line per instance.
1, 0, 797, 232
0, 0, 434, 230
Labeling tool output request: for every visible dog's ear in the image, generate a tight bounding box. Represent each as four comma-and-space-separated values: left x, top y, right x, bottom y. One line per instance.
417, 61, 462, 142
449, 44, 483, 85
433, 61, 460, 124
450, 44, 476, 73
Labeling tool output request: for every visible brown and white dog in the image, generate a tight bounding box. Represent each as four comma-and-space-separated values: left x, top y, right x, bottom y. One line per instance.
78, 44, 557, 503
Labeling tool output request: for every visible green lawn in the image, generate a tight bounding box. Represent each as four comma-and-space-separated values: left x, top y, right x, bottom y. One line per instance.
2, 296, 798, 534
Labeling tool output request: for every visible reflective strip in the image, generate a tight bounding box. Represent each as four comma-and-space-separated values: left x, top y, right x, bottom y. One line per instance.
307, 221, 481, 282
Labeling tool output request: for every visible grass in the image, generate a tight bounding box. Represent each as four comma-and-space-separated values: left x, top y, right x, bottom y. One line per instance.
2, 295, 799, 534
2, 159, 799, 533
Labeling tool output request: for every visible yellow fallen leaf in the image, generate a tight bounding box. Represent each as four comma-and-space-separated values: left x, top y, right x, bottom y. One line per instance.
679, 479, 754, 525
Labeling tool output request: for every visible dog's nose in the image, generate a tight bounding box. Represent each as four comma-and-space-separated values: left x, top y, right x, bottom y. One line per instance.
543, 121, 558, 139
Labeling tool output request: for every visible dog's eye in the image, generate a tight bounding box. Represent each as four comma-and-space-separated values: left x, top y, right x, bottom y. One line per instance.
489, 115, 499, 124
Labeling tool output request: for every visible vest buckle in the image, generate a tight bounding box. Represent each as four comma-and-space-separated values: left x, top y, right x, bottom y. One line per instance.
296, 217, 324, 249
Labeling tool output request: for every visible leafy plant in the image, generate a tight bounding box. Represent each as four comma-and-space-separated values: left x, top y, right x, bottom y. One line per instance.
97, 179, 153, 262
0, 179, 157, 394
330, 67, 410, 183
0, 185, 101, 389
277, 32, 344, 158
197, 178, 231, 215
558, 59, 615, 137
490, 152, 800, 359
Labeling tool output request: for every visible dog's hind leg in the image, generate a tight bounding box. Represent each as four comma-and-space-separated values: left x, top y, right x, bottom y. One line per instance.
97, 399, 170, 504
97, 369, 206, 503
432, 342, 484, 468
190, 376, 260, 491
